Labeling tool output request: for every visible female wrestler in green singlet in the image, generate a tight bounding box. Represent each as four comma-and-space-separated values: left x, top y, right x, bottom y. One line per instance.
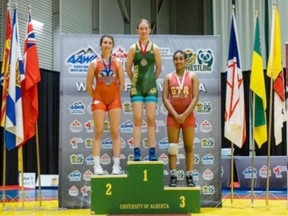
126, 19, 162, 161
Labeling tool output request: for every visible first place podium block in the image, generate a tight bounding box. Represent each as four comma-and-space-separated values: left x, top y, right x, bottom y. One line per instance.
91, 161, 200, 215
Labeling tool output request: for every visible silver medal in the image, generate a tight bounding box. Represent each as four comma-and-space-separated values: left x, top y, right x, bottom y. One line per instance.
105, 77, 111, 86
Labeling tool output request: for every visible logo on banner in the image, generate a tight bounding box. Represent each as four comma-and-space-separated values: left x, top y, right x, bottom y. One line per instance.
69, 101, 85, 114
243, 166, 257, 179
84, 120, 94, 133
85, 138, 93, 148
201, 138, 215, 148
120, 120, 134, 133
196, 101, 212, 114
66, 47, 97, 73
70, 120, 83, 133
202, 185, 215, 195
70, 154, 84, 164
200, 120, 212, 133
68, 185, 79, 196
201, 153, 214, 165
259, 165, 271, 178
273, 165, 286, 178
102, 138, 113, 149
158, 137, 169, 149
70, 137, 84, 149
192, 170, 200, 181
203, 169, 214, 180
184, 49, 214, 73
81, 186, 90, 196
85, 154, 94, 165
83, 170, 93, 181
158, 153, 168, 165
68, 170, 81, 181
122, 101, 132, 113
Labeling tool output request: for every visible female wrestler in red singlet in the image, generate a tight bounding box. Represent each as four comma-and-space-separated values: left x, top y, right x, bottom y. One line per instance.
86, 35, 125, 175
162, 50, 199, 187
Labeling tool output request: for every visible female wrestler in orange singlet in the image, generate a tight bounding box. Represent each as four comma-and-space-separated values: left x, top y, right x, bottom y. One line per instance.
162, 50, 199, 187
86, 35, 125, 175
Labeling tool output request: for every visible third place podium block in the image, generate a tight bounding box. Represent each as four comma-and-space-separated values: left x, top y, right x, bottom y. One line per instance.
91, 161, 201, 214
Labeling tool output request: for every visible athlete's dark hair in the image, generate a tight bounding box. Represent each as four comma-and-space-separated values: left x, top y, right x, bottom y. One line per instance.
99, 34, 115, 47
173, 50, 187, 59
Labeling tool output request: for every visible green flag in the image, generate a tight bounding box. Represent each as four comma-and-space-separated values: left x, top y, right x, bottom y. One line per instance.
250, 16, 267, 148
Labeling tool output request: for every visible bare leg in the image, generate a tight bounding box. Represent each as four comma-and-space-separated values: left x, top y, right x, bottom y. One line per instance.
145, 102, 157, 148
182, 127, 195, 171
132, 102, 143, 148
167, 126, 180, 170
108, 108, 121, 158
92, 110, 106, 156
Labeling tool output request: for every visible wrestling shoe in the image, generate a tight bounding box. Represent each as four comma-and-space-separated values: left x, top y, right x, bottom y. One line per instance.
148, 148, 157, 161
186, 175, 196, 187
94, 165, 104, 175
133, 148, 141, 161
169, 175, 177, 187
112, 165, 121, 175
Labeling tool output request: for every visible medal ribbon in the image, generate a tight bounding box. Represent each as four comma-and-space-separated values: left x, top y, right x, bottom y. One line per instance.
102, 55, 112, 76
174, 70, 187, 90
139, 41, 149, 57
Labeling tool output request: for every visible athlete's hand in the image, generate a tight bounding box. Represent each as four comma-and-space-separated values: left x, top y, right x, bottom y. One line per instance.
175, 114, 186, 124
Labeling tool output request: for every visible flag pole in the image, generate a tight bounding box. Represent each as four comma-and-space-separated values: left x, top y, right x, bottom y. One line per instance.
35, 122, 43, 206
230, 142, 234, 206
1, 141, 7, 206
18, 146, 25, 207
265, 3, 277, 209
249, 11, 257, 207
250, 92, 256, 206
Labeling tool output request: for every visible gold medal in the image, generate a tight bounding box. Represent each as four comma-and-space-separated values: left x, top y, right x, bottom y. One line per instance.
141, 59, 147, 66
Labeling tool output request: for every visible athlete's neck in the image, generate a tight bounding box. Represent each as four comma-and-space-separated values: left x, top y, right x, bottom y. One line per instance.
139, 39, 149, 46
176, 69, 185, 77
101, 53, 111, 62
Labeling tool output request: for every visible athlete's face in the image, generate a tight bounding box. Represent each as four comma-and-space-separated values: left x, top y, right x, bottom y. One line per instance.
100, 37, 114, 53
173, 53, 186, 70
137, 22, 151, 39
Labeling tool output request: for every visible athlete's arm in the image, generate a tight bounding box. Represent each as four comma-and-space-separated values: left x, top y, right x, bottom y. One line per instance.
117, 59, 125, 93
181, 72, 199, 119
153, 44, 162, 79
126, 44, 135, 81
162, 74, 178, 118
86, 60, 97, 98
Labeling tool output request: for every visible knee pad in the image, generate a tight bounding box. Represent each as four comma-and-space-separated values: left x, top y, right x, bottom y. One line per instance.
168, 143, 179, 155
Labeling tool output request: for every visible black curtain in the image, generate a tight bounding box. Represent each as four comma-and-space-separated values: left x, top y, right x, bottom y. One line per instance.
0, 67, 59, 185
221, 68, 287, 156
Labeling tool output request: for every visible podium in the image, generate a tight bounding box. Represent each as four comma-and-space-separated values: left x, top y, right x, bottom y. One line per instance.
91, 161, 201, 214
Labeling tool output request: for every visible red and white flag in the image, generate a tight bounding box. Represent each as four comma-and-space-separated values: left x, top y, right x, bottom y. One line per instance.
21, 10, 41, 145
224, 11, 246, 148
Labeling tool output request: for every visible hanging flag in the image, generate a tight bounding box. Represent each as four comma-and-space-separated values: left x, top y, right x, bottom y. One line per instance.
285, 42, 288, 120
5, 8, 25, 151
21, 10, 41, 145
224, 11, 246, 148
250, 16, 267, 148
266, 6, 286, 145
1, 8, 12, 127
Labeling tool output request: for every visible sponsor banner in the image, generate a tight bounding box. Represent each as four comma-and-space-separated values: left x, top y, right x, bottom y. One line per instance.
234, 156, 287, 188
59, 35, 221, 208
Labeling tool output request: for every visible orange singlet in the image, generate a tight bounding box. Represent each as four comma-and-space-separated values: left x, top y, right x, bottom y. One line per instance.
167, 71, 195, 128
91, 56, 121, 111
